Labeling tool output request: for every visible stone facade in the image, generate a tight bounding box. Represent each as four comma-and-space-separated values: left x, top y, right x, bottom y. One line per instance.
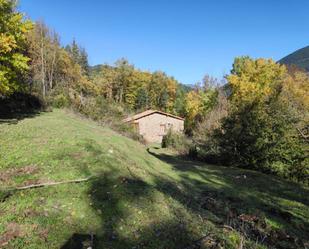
124, 110, 184, 143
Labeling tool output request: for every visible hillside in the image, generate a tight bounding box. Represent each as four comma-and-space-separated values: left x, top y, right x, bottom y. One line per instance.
279, 45, 309, 71
0, 110, 308, 249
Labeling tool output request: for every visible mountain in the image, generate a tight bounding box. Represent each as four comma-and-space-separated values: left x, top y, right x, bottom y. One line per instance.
279, 45, 309, 72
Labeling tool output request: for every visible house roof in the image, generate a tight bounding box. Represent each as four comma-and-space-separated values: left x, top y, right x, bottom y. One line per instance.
123, 110, 184, 123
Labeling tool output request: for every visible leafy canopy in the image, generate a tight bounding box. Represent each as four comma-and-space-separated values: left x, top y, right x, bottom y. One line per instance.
228, 56, 286, 107
0, 0, 32, 95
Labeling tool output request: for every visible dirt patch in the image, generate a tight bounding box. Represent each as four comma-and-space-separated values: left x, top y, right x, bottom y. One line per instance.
0, 222, 50, 247
0, 223, 26, 248
70, 152, 85, 160
0, 165, 39, 185
22, 208, 41, 218
38, 228, 49, 242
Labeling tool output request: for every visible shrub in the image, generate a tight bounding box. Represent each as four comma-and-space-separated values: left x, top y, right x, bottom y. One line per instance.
73, 96, 144, 143
162, 129, 191, 154
191, 89, 228, 163
52, 93, 69, 108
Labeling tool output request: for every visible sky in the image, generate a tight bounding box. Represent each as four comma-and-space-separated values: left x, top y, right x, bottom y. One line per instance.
19, 0, 309, 85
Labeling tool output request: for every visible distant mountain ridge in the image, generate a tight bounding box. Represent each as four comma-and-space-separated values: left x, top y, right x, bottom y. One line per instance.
279, 45, 309, 72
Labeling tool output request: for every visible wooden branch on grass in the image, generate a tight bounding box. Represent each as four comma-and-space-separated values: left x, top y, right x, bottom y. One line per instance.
296, 127, 309, 140
13, 176, 93, 191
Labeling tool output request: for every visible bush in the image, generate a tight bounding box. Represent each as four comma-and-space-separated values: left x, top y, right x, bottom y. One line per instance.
211, 86, 308, 184
52, 93, 69, 108
191, 89, 228, 163
73, 96, 145, 143
162, 129, 191, 154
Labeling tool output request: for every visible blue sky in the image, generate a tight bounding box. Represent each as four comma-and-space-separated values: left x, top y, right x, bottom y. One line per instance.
19, 0, 309, 84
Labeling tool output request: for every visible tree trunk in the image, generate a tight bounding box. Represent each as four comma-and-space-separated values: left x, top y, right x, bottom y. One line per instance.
49, 44, 57, 91
40, 27, 46, 98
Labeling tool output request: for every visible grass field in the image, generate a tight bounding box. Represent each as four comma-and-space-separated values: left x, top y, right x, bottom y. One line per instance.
0, 109, 308, 249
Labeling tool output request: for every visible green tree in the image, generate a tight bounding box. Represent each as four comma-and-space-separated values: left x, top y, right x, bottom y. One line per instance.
135, 87, 149, 110
0, 0, 32, 95
215, 57, 308, 182
174, 84, 188, 117
66, 39, 89, 75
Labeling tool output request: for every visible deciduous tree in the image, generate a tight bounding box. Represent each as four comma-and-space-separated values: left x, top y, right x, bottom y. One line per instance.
0, 0, 32, 95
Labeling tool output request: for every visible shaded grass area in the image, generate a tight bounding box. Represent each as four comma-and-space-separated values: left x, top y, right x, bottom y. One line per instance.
0, 109, 308, 248
0, 93, 44, 123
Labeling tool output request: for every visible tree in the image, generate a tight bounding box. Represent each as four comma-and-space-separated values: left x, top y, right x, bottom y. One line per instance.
227, 57, 286, 108
66, 39, 90, 75
79, 47, 89, 75
174, 84, 187, 117
135, 87, 149, 110
0, 0, 32, 95
184, 76, 218, 132
27, 21, 59, 98
147, 71, 177, 112
114, 58, 134, 103
215, 57, 308, 182
27, 22, 96, 105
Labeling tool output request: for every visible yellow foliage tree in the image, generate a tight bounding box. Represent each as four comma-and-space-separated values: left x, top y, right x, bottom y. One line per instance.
228, 57, 286, 108
0, 0, 33, 95
185, 90, 202, 127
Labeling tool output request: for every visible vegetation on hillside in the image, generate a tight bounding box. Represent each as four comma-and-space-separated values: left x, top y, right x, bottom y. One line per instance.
0, 110, 308, 249
165, 57, 309, 184
279, 45, 309, 72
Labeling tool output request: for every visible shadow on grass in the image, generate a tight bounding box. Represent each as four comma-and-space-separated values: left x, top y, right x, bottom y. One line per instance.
147, 148, 309, 247
60, 145, 309, 249
61, 233, 97, 249
0, 93, 44, 124
61, 172, 200, 249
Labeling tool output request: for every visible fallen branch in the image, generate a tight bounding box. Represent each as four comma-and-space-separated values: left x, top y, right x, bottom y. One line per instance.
222, 224, 235, 231
296, 127, 309, 140
13, 176, 93, 191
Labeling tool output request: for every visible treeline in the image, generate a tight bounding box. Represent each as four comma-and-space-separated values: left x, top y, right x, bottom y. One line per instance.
1, 1, 192, 120
0, 0, 222, 131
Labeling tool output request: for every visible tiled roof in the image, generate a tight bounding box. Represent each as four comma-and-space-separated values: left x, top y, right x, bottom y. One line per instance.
123, 110, 184, 122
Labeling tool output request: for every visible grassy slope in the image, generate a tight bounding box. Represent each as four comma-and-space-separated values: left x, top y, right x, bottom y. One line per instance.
0, 110, 308, 249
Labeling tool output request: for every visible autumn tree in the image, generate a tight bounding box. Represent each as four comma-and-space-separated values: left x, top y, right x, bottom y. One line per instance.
147, 71, 177, 112
27, 21, 60, 98
90, 61, 179, 112
27, 21, 96, 107
215, 57, 308, 182
0, 0, 32, 95
184, 75, 219, 132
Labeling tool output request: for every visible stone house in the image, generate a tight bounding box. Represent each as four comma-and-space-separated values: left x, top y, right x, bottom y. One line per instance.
123, 110, 184, 143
